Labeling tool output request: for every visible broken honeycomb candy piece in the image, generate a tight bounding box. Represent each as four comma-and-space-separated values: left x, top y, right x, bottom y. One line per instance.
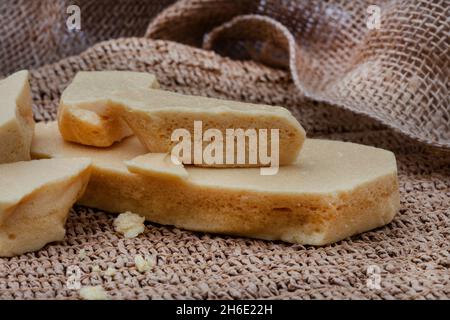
32, 121, 399, 245
58, 71, 306, 166
0, 70, 35, 164
0, 157, 92, 257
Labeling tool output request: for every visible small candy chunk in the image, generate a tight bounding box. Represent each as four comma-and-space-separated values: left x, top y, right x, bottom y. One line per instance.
92, 265, 101, 272
0, 70, 35, 164
0, 158, 92, 257
104, 267, 116, 276
78, 249, 87, 260
134, 254, 156, 273
58, 71, 159, 147
79, 286, 109, 300
113, 211, 145, 238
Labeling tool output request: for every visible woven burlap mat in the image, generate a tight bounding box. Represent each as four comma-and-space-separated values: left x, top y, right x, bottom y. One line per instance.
0, 0, 449, 299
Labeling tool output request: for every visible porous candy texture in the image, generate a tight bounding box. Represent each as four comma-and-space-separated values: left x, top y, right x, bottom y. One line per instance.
0, 0, 449, 299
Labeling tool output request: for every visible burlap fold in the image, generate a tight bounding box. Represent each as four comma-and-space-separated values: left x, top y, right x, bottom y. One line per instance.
0, 0, 449, 299
147, 0, 450, 150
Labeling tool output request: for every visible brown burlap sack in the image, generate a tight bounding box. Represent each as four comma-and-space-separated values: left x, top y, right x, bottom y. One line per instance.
147, 0, 450, 150
0, 0, 449, 299
0, 0, 175, 75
